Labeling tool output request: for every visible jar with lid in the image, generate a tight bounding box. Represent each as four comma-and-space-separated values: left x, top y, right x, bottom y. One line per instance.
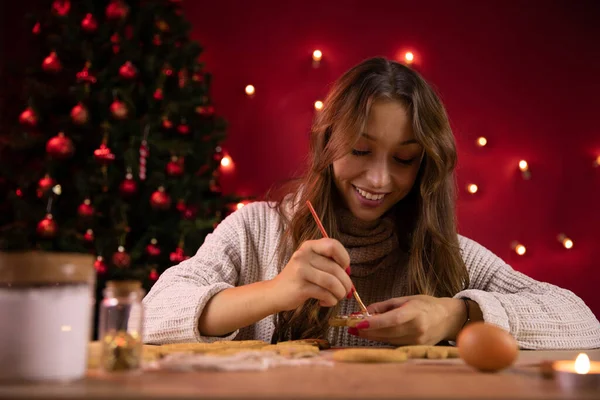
98, 280, 145, 372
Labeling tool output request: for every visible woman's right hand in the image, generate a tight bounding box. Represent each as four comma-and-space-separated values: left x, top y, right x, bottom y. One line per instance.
270, 238, 354, 312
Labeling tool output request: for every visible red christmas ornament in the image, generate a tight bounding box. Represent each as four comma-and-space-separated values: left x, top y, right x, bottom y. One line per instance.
119, 173, 137, 197
146, 239, 161, 257
46, 132, 74, 159
176, 199, 186, 212
177, 123, 190, 135
183, 205, 198, 220
70, 103, 89, 125
106, 0, 129, 20
19, 108, 37, 126
119, 61, 137, 79
42, 51, 62, 73
32, 22, 41, 34
76, 62, 97, 84
153, 88, 163, 101
169, 247, 189, 263
150, 187, 171, 210
77, 199, 94, 218
37, 214, 57, 238
110, 100, 127, 119
196, 105, 215, 116
83, 229, 94, 242
94, 256, 107, 274
149, 268, 159, 281
162, 117, 173, 130
163, 65, 173, 76
94, 144, 115, 164
110, 33, 120, 54
38, 175, 55, 195
166, 157, 184, 177
153, 34, 162, 46
112, 246, 131, 268
52, 0, 70, 16
81, 13, 98, 33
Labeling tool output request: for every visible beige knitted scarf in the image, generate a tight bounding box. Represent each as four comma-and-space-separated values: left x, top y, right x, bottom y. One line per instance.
335, 208, 402, 277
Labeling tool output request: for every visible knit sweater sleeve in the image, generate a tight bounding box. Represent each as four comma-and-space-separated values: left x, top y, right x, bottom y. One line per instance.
454, 235, 600, 350
141, 209, 245, 345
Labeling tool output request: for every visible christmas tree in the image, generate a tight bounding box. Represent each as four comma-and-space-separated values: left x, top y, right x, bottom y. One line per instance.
0, 0, 240, 293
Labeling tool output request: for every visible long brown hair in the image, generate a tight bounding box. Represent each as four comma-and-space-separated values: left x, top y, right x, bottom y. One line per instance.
268, 57, 469, 343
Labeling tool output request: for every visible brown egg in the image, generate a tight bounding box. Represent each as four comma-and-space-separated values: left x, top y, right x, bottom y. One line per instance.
457, 322, 518, 372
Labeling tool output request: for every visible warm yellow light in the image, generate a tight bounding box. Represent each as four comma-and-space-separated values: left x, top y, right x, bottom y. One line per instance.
312, 50, 322, 61
557, 233, 573, 249
477, 137, 487, 147
515, 244, 526, 255
220, 156, 232, 167
519, 160, 529, 171
467, 184, 478, 194
575, 353, 590, 374
245, 85, 255, 96
314, 100, 324, 111
594, 155, 600, 167
405, 52, 414, 63
236, 202, 245, 210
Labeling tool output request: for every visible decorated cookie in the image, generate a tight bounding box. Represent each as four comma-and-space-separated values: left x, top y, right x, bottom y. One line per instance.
396, 345, 459, 359
333, 348, 408, 363
328, 313, 369, 327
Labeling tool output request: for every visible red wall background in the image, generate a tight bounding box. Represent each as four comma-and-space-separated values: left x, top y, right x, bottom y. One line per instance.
182, 0, 600, 317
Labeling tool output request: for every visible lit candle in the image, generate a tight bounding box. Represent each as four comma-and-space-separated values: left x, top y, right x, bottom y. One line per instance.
557, 233, 573, 249
404, 52, 414, 64
245, 85, 255, 97
467, 184, 478, 194
476, 137, 487, 147
314, 100, 324, 111
552, 353, 600, 390
510, 241, 526, 256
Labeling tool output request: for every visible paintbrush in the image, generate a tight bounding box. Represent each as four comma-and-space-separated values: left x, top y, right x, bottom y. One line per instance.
306, 200, 370, 316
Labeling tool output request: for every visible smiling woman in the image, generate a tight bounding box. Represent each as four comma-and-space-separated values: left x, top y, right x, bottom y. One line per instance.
142, 57, 600, 351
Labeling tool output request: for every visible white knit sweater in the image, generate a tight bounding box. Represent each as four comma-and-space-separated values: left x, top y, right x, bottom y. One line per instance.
142, 202, 600, 349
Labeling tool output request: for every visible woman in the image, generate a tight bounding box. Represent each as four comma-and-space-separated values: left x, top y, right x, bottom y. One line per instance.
142, 57, 600, 349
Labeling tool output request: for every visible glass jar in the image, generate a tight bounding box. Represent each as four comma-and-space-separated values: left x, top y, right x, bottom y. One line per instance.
98, 280, 145, 372
0, 251, 95, 382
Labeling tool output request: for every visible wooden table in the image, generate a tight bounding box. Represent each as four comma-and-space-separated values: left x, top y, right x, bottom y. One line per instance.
1, 349, 599, 399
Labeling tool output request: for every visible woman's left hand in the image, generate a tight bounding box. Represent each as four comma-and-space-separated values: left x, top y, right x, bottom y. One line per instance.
348, 295, 466, 345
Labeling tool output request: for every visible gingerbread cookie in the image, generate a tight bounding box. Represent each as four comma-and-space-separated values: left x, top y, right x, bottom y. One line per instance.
396, 345, 459, 359
276, 338, 331, 350
333, 349, 408, 363
328, 313, 369, 327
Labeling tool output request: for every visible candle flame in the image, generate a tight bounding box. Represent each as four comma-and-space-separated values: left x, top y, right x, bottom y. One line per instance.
575, 353, 590, 374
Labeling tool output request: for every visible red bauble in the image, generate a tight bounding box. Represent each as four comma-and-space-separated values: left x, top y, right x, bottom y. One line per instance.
32, 22, 41, 34
52, 0, 70, 16
146, 239, 161, 257
177, 123, 190, 135
38, 174, 55, 194
176, 199, 186, 212
112, 247, 131, 268
94, 144, 115, 164
106, 0, 129, 20
119, 174, 137, 197
153, 88, 163, 101
83, 229, 94, 242
169, 247, 189, 263
110, 100, 127, 119
70, 103, 89, 125
153, 34, 162, 46
162, 118, 173, 130
46, 132, 74, 159
37, 214, 57, 238
119, 61, 137, 79
196, 105, 215, 116
42, 52, 62, 73
19, 108, 37, 126
149, 269, 159, 281
150, 187, 171, 210
77, 199, 94, 218
163, 65, 173, 76
81, 13, 98, 33
94, 256, 107, 274
76, 62, 97, 83
183, 205, 198, 220
166, 157, 184, 177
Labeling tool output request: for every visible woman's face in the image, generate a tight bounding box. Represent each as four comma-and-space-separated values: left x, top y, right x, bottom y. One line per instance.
333, 99, 423, 223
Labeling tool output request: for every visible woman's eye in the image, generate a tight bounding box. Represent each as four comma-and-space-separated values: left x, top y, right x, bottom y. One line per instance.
351, 149, 370, 156
394, 157, 415, 165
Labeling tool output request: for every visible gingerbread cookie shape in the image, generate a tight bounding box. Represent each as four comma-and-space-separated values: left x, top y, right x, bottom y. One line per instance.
334, 348, 408, 363
395, 345, 460, 359
328, 313, 369, 327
